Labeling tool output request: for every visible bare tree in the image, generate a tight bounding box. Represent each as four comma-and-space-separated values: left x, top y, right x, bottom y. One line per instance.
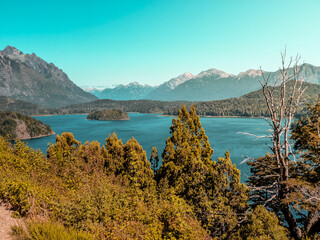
248, 50, 309, 240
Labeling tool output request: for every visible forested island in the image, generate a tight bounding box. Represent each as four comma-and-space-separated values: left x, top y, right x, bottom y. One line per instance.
87, 109, 130, 121
0, 111, 54, 139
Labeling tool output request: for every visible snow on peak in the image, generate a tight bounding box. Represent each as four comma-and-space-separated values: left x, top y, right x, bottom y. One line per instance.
237, 69, 262, 78
165, 72, 194, 89
195, 68, 233, 79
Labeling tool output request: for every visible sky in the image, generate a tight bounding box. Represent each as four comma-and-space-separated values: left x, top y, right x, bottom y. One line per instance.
1, 0, 320, 88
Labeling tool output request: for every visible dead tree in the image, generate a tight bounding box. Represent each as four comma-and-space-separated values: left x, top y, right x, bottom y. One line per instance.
248, 50, 308, 240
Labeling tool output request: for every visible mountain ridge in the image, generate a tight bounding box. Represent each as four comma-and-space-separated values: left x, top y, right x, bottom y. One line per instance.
84, 63, 320, 101
0, 46, 98, 108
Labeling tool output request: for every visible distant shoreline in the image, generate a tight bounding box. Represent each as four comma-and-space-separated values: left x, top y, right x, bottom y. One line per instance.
32, 112, 265, 119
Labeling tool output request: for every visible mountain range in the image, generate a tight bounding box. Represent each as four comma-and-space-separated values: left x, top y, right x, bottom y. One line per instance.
1, 45, 320, 107
86, 64, 320, 101
0, 46, 97, 108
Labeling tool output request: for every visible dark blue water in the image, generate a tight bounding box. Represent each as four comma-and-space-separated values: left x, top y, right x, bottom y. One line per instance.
24, 113, 271, 181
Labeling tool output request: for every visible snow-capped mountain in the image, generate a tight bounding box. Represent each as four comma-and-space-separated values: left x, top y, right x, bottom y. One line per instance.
83, 64, 320, 102
146, 72, 194, 100
98, 82, 156, 100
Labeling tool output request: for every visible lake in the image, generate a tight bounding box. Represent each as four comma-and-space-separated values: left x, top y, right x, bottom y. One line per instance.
24, 113, 271, 181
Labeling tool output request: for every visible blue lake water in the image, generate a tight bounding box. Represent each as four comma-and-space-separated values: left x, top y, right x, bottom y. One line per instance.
24, 113, 271, 181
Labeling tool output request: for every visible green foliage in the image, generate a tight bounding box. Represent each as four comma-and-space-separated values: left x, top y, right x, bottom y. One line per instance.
150, 146, 160, 174
235, 205, 289, 240
0, 111, 53, 139
0, 96, 46, 116
0, 129, 210, 239
157, 105, 249, 239
248, 99, 320, 239
11, 221, 96, 240
87, 109, 129, 121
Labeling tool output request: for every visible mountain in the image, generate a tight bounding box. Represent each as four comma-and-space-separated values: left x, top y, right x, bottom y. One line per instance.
99, 82, 156, 100
149, 64, 320, 101
57, 80, 320, 118
146, 72, 194, 100
159, 68, 265, 101
82, 87, 103, 98
163, 80, 320, 117
0, 46, 98, 108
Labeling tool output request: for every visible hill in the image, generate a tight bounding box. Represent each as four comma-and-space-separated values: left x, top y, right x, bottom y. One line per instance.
55, 99, 192, 115
164, 81, 320, 117
0, 46, 98, 108
0, 96, 48, 115
0, 111, 54, 139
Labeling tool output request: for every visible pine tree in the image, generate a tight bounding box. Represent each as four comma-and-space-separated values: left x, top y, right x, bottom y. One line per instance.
156, 105, 249, 238
150, 146, 160, 174
123, 137, 155, 191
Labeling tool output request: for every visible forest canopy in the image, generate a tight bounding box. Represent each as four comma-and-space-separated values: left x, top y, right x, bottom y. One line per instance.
0, 103, 319, 239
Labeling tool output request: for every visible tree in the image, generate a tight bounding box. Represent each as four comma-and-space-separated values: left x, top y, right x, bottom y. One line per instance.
123, 137, 155, 191
235, 205, 289, 240
289, 100, 320, 236
150, 146, 160, 174
247, 51, 320, 239
156, 105, 249, 238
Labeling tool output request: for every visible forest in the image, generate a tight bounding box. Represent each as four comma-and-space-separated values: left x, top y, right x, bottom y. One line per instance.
0, 111, 54, 139
87, 109, 130, 121
0, 101, 319, 239
1, 58, 320, 240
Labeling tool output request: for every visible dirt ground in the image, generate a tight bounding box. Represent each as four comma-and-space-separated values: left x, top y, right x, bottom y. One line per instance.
0, 202, 21, 240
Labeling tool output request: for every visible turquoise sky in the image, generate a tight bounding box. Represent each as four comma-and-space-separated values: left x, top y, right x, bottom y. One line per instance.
1, 0, 320, 87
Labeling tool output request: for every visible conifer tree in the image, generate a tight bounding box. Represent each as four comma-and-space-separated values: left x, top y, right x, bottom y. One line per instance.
150, 146, 160, 174
123, 137, 155, 191
104, 132, 125, 175
157, 105, 249, 238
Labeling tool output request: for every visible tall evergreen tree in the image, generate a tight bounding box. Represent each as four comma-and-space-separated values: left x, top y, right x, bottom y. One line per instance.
150, 146, 160, 174
156, 105, 249, 239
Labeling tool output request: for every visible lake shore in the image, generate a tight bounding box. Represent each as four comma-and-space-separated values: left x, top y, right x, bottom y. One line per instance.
32, 112, 265, 119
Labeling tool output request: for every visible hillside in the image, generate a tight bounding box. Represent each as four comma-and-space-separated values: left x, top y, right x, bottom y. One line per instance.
164, 81, 320, 117
0, 46, 98, 108
0, 96, 48, 115
160, 64, 320, 101
55, 99, 192, 115
146, 72, 194, 100
0, 111, 54, 139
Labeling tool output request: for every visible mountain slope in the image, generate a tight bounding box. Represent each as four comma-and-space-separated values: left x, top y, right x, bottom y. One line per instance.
147, 72, 194, 100
152, 64, 320, 101
163, 81, 320, 117
0, 96, 46, 115
0, 46, 98, 108
99, 82, 156, 100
